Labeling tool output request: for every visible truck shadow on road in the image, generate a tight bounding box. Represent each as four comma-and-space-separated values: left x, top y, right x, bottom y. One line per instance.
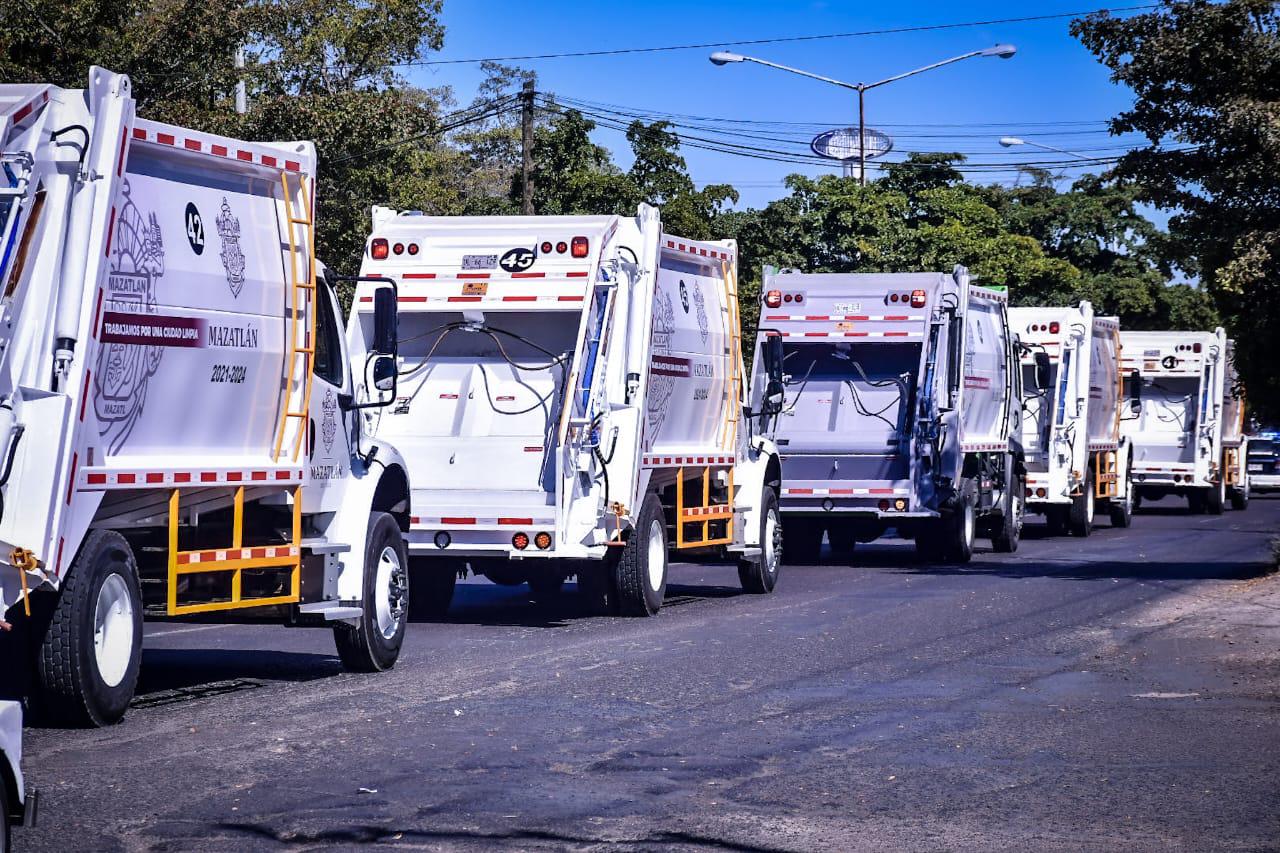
131, 649, 343, 708
894, 556, 1272, 582
213, 821, 795, 852
416, 580, 745, 629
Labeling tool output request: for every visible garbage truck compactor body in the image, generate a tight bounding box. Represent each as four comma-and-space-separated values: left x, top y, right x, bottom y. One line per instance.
748, 266, 1024, 563
352, 204, 784, 617
1010, 303, 1133, 535
1120, 328, 1249, 514
0, 68, 411, 726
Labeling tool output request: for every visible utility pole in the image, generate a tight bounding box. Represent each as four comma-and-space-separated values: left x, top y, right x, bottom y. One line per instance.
520, 80, 535, 215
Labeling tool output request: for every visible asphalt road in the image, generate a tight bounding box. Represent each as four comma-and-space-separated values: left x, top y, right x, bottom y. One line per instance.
18, 496, 1280, 851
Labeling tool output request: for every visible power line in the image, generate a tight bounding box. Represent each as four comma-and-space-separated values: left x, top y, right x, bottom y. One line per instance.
329, 94, 522, 163
405, 6, 1159, 66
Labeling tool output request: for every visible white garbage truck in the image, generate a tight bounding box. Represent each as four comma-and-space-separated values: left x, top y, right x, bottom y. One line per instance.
748, 266, 1024, 563
1010, 302, 1133, 535
0, 68, 412, 726
1120, 327, 1248, 513
349, 205, 784, 616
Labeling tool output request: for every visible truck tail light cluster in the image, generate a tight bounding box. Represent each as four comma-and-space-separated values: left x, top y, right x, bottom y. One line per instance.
910, 289, 927, 308
1176, 343, 1203, 353
512, 531, 553, 551
764, 290, 804, 308
1029, 322, 1060, 334
886, 290, 927, 308
538, 237, 589, 257
370, 238, 389, 260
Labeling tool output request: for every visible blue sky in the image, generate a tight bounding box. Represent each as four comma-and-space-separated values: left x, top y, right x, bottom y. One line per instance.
409, 1, 1147, 210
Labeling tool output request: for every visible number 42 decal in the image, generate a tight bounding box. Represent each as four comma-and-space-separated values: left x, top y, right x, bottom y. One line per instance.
185, 202, 205, 256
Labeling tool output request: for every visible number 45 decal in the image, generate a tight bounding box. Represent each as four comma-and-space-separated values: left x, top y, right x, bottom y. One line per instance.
184, 202, 205, 256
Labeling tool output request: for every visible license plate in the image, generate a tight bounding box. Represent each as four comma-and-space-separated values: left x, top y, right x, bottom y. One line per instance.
1248, 464, 1263, 472
834, 302, 862, 314
462, 254, 497, 270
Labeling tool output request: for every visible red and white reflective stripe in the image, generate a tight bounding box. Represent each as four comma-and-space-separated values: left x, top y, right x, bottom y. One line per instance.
386, 271, 590, 282
9, 90, 49, 126
1095, 319, 1120, 332
1088, 441, 1119, 452
680, 505, 732, 518
776, 331, 922, 339
360, 294, 584, 304
664, 239, 734, 262
961, 443, 1009, 453
411, 516, 554, 528
782, 487, 909, 497
131, 124, 302, 173
970, 287, 1008, 302
80, 467, 304, 488
178, 545, 299, 565
641, 454, 736, 467
1133, 464, 1194, 473
763, 314, 924, 322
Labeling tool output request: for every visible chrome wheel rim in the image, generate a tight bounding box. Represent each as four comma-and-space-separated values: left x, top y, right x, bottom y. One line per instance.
94, 573, 134, 688
646, 519, 665, 592
374, 545, 406, 640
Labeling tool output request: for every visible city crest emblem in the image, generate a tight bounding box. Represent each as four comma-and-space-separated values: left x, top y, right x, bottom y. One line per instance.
321, 389, 339, 454
215, 196, 247, 298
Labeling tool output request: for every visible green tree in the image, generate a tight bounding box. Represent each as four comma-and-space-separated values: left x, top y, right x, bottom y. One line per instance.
1073, 0, 1280, 416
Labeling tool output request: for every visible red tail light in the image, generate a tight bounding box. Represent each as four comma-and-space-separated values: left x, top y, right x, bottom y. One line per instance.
1049, 321, 1061, 334
392, 242, 404, 255
534, 531, 552, 550
540, 241, 553, 254
910, 289, 927, 308
571, 236, 589, 258
1193, 342, 1202, 353
370, 238, 389, 260
512, 532, 529, 550
765, 290, 782, 308
407, 243, 419, 255
555, 241, 568, 254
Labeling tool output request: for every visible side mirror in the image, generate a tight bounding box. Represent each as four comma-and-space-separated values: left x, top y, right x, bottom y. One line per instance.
762, 333, 784, 383
1034, 351, 1052, 391
371, 354, 396, 393
372, 285, 398, 356
762, 378, 785, 416
1129, 370, 1142, 411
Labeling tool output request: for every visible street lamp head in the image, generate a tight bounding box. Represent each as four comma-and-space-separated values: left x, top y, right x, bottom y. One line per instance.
709, 51, 746, 66
999, 136, 1025, 148
981, 43, 1018, 59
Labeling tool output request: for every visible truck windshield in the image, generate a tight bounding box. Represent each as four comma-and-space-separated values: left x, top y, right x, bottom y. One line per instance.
778, 342, 919, 451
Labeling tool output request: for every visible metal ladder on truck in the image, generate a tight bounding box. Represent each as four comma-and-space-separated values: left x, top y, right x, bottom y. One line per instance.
163, 172, 314, 616
675, 258, 743, 548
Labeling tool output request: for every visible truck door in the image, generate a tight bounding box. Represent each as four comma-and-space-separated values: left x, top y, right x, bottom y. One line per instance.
307, 280, 353, 508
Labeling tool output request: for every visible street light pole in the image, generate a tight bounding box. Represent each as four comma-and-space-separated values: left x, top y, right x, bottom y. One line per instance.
711, 45, 1016, 185
997, 136, 1091, 160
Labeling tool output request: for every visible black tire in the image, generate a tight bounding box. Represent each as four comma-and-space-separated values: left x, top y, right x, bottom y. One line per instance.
528, 572, 565, 604
408, 557, 460, 622
825, 521, 856, 559
1187, 490, 1206, 514
1044, 505, 1069, 536
1110, 472, 1135, 528
739, 488, 782, 594
612, 493, 668, 617
576, 561, 617, 615
1205, 477, 1226, 515
334, 512, 408, 672
35, 530, 142, 727
1068, 469, 1095, 537
1230, 483, 1250, 511
1, 773, 9, 853
991, 465, 1024, 553
783, 518, 823, 565
945, 481, 977, 563
1132, 490, 1143, 513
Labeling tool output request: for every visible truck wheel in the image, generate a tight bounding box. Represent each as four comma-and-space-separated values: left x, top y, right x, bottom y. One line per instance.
1187, 490, 1206, 514
1205, 478, 1226, 515
35, 530, 142, 727
408, 558, 460, 622
739, 487, 782, 594
1110, 473, 1135, 528
576, 561, 617, 615
1044, 505, 1069, 536
945, 483, 976, 564
1068, 470, 1095, 537
612, 493, 667, 616
1230, 482, 1250, 511
1, 770, 9, 852
784, 519, 823, 565
915, 523, 948, 562
991, 469, 1024, 553
334, 512, 408, 672
825, 522, 856, 559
